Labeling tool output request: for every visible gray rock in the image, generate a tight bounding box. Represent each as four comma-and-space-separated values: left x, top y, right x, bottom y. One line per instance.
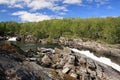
54, 48, 63, 54
70, 73, 78, 78
41, 54, 52, 67
68, 55, 75, 64
1, 42, 120, 80
62, 67, 71, 74
63, 47, 71, 54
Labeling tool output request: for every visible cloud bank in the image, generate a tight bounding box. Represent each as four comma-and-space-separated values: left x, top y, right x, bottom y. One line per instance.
0, 0, 111, 22
12, 11, 51, 22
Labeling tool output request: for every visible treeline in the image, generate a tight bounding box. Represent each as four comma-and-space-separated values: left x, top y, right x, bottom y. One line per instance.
0, 17, 120, 44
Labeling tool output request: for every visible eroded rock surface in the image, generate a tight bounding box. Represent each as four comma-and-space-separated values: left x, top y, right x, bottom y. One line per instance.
37, 47, 120, 80
59, 37, 120, 65
0, 42, 53, 80
0, 42, 120, 80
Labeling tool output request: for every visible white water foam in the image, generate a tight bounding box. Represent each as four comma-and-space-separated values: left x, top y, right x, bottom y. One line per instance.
71, 48, 120, 72
8, 37, 17, 41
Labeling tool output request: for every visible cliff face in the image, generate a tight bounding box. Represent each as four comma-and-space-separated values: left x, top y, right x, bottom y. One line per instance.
0, 42, 120, 80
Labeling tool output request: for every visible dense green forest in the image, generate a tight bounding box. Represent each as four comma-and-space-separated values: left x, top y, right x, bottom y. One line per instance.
0, 17, 120, 44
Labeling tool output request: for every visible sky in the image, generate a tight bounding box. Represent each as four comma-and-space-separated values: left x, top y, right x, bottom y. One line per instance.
0, 0, 120, 22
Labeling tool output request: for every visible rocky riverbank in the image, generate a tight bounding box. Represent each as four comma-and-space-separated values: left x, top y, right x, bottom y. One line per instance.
59, 37, 120, 65
4, 36, 120, 65
0, 42, 120, 80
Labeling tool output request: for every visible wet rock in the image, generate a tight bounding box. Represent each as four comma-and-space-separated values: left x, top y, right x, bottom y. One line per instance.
0, 36, 7, 41
29, 58, 37, 61
38, 47, 54, 54
86, 59, 96, 71
60, 38, 120, 65
16, 37, 21, 41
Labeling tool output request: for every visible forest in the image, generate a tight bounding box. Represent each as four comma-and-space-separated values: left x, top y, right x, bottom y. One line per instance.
0, 17, 120, 44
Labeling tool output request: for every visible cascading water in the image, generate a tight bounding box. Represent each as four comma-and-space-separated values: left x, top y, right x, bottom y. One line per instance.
8, 37, 17, 41
71, 48, 120, 72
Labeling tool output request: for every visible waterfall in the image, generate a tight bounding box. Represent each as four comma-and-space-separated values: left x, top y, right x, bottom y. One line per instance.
8, 37, 17, 41
71, 48, 120, 72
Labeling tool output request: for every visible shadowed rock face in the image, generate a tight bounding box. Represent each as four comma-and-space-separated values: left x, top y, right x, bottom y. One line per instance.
0, 64, 7, 80
0, 42, 52, 80
0, 42, 120, 80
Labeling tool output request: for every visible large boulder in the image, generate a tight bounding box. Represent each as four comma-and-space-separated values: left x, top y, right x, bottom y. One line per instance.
0, 42, 53, 80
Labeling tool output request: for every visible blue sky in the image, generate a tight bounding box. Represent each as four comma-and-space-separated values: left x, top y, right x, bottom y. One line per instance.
0, 0, 120, 22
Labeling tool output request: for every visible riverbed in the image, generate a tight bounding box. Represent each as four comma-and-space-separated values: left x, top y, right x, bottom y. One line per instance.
2, 37, 120, 72
0, 37, 62, 51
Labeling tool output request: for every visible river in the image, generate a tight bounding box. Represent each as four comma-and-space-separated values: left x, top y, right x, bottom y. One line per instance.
1, 37, 120, 72
3, 37, 62, 51
71, 48, 120, 72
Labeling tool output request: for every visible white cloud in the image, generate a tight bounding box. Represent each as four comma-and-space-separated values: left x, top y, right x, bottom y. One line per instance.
63, 0, 82, 4
27, 0, 53, 10
0, 0, 68, 13
27, 0, 68, 12
0, 0, 9, 4
0, 0, 25, 8
51, 6, 68, 12
0, 0, 111, 17
12, 11, 52, 22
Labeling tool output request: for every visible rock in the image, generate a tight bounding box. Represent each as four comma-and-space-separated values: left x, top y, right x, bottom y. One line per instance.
59, 59, 65, 66
62, 67, 71, 74
0, 36, 7, 41
63, 47, 71, 54
0, 43, 55, 80
70, 73, 78, 78
41, 54, 52, 67
27, 49, 35, 57
63, 74, 78, 80
86, 59, 96, 71
0, 42, 120, 80
16, 37, 21, 41
29, 58, 37, 61
68, 55, 75, 64
0, 65, 7, 80
79, 57, 86, 66
54, 48, 63, 54
60, 38, 120, 65
40, 39, 47, 44
38, 47, 54, 53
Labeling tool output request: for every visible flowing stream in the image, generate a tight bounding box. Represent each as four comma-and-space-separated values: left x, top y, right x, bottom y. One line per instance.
6, 37, 62, 51
8, 37, 17, 41
6, 37, 120, 72
71, 48, 120, 72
